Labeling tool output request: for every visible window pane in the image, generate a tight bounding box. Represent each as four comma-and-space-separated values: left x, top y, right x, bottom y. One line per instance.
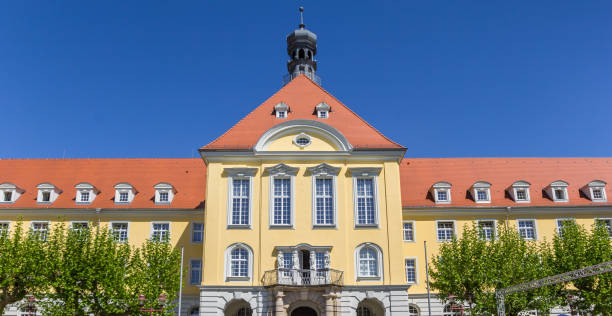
232, 179, 250, 225
356, 179, 375, 225
315, 178, 334, 225
405, 259, 416, 283
403, 222, 414, 241
273, 178, 291, 225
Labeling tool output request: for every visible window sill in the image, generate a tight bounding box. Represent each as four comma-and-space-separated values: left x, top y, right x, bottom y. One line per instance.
154, 202, 171, 205
355, 224, 378, 229
75, 202, 92, 205
226, 276, 250, 282
403, 240, 416, 243
313, 224, 336, 229
270, 224, 294, 229
356, 276, 381, 281
227, 224, 251, 229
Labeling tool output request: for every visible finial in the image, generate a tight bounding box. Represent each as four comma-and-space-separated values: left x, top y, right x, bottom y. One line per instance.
299, 7, 305, 29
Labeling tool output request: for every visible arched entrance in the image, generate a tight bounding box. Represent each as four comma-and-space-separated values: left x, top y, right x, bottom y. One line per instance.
291, 306, 317, 316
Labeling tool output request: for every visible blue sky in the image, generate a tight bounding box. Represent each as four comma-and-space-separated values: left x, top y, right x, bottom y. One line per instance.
1, 1, 611, 158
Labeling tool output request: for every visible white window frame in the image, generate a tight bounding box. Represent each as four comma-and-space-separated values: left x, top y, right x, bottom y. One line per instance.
75, 183, 97, 205
110, 221, 130, 243
274, 102, 289, 119
0, 221, 10, 235
354, 243, 383, 281
70, 221, 89, 231
516, 218, 538, 241
154, 183, 175, 205
317, 110, 328, 119
36, 183, 59, 204
548, 181, 569, 202
432, 182, 451, 204
350, 168, 382, 228
595, 218, 612, 239
276, 110, 287, 118
189, 258, 202, 286
293, 133, 312, 148
0, 183, 22, 204
436, 220, 456, 242
308, 163, 341, 228
30, 221, 50, 241
315, 102, 331, 119
472, 181, 491, 204
404, 257, 418, 284
224, 243, 253, 282
585, 180, 607, 202
556, 218, 575, 236
191, 222, 204, 243
477, 219, 497, 241
266, 164, 298, 228
114, 183, 135, 205
408, 304, 421, 316
225, 168, 256, 228
150, 221, 171, 242
403, 220, 415, 242
510, 181, 531, 203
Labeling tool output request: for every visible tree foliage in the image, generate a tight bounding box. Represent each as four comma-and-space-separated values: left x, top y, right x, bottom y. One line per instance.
0, 221, 182, 316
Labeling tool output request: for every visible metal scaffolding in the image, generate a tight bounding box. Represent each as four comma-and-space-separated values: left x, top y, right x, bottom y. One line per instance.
496, 260, 612, 316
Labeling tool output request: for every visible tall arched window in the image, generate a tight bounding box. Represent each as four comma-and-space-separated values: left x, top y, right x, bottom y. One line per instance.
355, 243, 383, 280
225, 243, 253, 281
408, 304, 420, 316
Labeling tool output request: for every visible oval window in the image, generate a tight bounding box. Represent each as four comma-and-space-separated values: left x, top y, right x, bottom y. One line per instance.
294, 134, 311, 147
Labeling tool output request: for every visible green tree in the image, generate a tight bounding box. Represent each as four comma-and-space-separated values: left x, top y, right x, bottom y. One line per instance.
0, 222, 47, 315
549, 220, 612, 314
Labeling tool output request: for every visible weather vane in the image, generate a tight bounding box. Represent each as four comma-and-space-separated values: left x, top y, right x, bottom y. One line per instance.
299, 7, 305, 29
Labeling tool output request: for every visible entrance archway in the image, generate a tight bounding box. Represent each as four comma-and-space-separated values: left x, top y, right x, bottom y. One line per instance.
291, 306, 317, 316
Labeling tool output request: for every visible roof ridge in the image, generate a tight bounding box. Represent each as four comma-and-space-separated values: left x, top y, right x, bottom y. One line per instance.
300, 75, 405, 149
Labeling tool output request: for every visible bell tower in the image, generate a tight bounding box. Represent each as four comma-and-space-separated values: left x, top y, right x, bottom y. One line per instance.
285, 7, 320, 85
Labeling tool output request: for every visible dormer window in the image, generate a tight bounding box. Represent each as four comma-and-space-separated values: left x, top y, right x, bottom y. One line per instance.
36, 183, 61, 204
0, 183, 23, 204
154, 183, 175, 205
547, 180, 569, 202
315, 102, 331, 119
472, 181, 491, 203
583, 180, 607, 202
114, 183, 136, 205
432, 182, 451, 204
75, 183, 98, 204
510, 181, 531, 203
274, 102, 289, 119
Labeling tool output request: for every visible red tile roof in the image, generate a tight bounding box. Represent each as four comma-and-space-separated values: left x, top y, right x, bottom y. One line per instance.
400, 158, 612, 208
0, 158, 205, 209
201, 75, 404, 150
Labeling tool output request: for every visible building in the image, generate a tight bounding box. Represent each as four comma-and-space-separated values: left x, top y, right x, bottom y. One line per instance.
1, 9, 612, 316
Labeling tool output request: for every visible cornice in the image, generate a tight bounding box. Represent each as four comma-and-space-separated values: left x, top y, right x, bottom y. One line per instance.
0, 208, 204, 218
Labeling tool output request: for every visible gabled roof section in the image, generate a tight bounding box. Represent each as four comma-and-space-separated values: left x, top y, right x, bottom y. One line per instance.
201, 75, 404, 151
0, 158, 205, 209
400, 158, 612, 207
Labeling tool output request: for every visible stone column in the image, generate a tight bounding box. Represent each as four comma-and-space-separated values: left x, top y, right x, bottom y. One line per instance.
309, 250, 316, 285
323, 292, 335, 316
275, 290, 286, 316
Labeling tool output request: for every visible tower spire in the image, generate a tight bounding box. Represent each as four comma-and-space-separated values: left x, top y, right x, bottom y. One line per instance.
284, 7, 320, 85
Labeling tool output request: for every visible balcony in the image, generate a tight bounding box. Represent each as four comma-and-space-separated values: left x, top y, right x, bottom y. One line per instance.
262, 268, 343, 287
282, 71, 322, 86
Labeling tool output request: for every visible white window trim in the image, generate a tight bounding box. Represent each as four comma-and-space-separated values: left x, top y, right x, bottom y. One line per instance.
435, 219, 456, 242
516, 218, 538, 241
154, 182, 175, 205
315, 102, 331, 119
472, 181, 492, 204
403, 220, 416, 242
556, 218, 575, 235
109, 221, 130, 243
191, 221, 204, 244
189, 258, 202, 286
276, 110, 287, 118
308, 163, 341, 228
350, 168, 382, 228
432, 182, 452, 204
477, 219, 497, 241
0, 220, 11, 234
589, 187, 607, 202
293, 133, 312, 148
150, 221, 171, 242
224, 243, 253, 282
266, 164, 298, 228
114, 183, 135, 205
548, 181, 569, 202
317, 110, 328, 119
404, 257, 418, 284
0, 183, 23, 204
510, 181, 531, 203
70, 221, 89, 231
36, 183, 60, 204
354, 242, 384, 281
595, 218, 612, 239
225, 168, 257, 229
30, 220, 50, 241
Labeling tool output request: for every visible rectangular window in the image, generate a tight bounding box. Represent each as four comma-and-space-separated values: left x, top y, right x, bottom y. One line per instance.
314, 178, 334, 225
593, 188, 604, 200
191, 222, 204, 243
356, 178, 376, 225
71, 222, 89, 231
437, 221, 454, 241
190, 259, 202, 285
318, 111, 328, 119
556, 219, 574, 237
272, 178, 291, 225
231, 179, 250, 226
478, 220, 495, 241
111, 222, 129, 242
315, 252, 326, 277
518, 219, 536, 240
41, 191, 51, 202
405, 259, 416, 283
31, 222, 49, 241
4, 191, 12, 202
476, 190, 488, 201
516, 189, 527, 201
80, 191, 89, 202
554, 189, 565, 200
596, 219, 612, 238
437, 190, 448, 202
0, 222, 9, 235
281, 252, 293, 277
159, 192, 169, 202
118, 192, 129, 202
151, 222, 170, 242
403, 221, 414, 242
276, 111, 287, 118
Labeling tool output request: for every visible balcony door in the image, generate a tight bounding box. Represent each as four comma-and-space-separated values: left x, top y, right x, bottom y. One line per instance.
299, 250, 312, 285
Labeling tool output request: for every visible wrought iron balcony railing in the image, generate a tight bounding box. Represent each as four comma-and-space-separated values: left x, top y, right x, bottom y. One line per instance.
262, 268, 343, 287
282, 71, 322, 86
